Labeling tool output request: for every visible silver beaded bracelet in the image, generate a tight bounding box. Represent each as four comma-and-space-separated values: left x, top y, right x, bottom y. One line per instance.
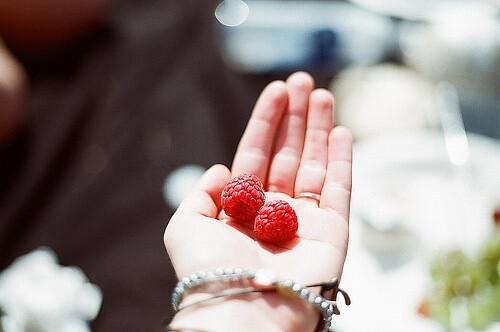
170, 268, 350, 332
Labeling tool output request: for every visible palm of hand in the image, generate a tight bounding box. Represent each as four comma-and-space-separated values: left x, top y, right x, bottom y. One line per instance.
165, 72, 352, 287
215, 191, 347, 285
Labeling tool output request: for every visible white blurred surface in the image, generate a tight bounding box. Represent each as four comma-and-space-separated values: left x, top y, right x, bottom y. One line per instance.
399, 1, 499, 98
334, 131, 500, 331
331, 65, 438, 140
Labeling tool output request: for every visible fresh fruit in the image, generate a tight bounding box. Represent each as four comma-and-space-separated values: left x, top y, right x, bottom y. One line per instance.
221, 173, 265, 223
254, 200, 298, 244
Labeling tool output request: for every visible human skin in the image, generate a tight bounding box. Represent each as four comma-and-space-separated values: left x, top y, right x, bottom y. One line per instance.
164, 72, 353, 331
0, 38, 27, 147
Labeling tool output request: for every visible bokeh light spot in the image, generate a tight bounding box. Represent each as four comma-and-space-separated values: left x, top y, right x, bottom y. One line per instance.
215, 0, 249, 27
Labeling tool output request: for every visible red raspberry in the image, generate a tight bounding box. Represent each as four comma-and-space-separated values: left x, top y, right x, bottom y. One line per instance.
221, 173, 265, 223
254, 200, 298, 244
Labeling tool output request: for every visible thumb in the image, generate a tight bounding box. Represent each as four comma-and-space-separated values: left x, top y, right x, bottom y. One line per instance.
176, 164, 231, 218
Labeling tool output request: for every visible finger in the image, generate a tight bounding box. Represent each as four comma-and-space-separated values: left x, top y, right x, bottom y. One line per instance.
294, 88, 333, 198
320, 126, 353, 221
267, 72, 314, 195
231, 80, 288, 182
176, 164, 232, 218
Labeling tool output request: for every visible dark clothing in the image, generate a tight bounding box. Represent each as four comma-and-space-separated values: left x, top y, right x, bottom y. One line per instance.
0, 1, 267, 330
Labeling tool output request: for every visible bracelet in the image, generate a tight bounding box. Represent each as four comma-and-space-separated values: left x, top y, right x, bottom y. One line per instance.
170, 268, 350, 332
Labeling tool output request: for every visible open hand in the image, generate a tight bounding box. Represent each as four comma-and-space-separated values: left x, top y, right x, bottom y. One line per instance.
165, 72, 352, 286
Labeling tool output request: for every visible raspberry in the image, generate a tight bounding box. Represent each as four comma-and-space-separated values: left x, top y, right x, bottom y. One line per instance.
221, 173, 265, 223
254, 200, 298, 244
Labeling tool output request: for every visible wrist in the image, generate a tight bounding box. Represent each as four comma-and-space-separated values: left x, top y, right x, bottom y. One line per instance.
169, 291, 320, 332
168, 268, 339, 332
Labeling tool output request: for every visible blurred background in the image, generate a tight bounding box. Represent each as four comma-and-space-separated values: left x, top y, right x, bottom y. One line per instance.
216, 0, 500, 331
0, 0, 498, 331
